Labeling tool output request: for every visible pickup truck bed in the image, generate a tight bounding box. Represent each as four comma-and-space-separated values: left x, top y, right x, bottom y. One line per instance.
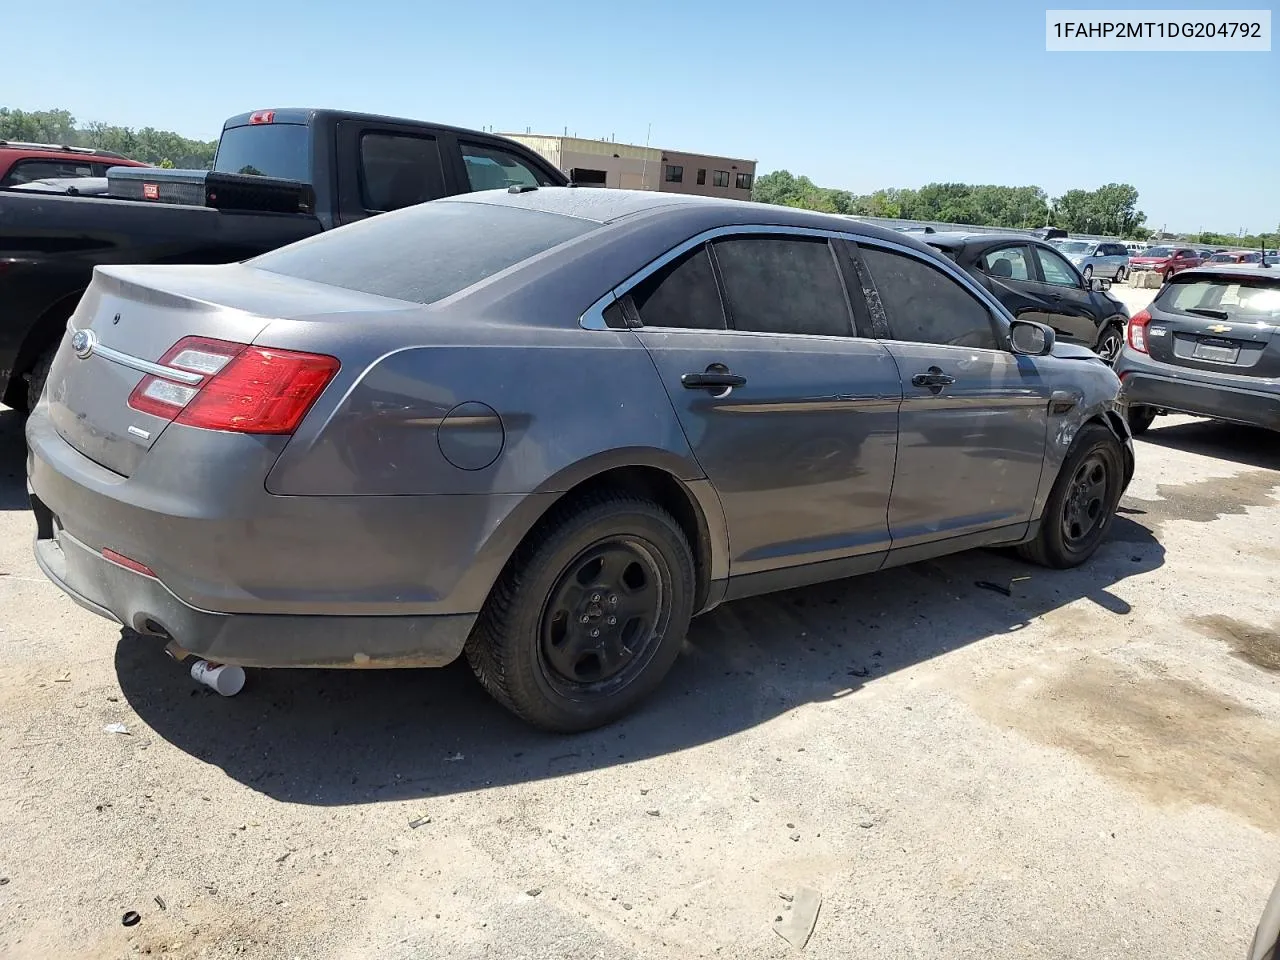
0, 107, 566, 410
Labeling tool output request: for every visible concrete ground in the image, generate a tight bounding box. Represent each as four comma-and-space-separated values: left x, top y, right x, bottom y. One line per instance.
1, 296, 1277, 958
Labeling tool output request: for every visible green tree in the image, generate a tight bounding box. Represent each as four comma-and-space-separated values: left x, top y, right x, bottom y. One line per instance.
1, 107, 216, 168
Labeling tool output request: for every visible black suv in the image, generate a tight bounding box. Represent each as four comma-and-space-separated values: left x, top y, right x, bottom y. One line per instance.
927, 233, 1130, 363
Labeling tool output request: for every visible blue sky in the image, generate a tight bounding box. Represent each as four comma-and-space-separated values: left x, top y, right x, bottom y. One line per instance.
6, 0, 1276, 233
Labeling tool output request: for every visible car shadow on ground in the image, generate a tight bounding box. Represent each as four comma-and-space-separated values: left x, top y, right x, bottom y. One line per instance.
110, 510, 1165, 806
1138, 419, 1279, 471
0, 408, 30, 511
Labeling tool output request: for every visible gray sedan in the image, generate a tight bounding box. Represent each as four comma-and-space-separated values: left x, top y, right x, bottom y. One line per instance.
26, 189, 1134, 731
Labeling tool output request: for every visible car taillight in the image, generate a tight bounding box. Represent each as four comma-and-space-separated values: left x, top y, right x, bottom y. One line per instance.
127, 336, 339, 435
1128, 309, 1151, 354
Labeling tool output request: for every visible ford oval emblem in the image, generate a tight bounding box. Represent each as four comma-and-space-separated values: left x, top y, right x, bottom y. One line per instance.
71, 330, 95, 359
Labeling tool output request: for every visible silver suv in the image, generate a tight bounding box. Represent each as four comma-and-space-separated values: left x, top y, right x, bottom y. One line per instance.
1058, 241, 1131, 282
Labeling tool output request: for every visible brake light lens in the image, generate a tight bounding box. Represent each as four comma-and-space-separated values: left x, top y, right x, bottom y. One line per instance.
127, 336, 338, 434
249, 110, 276, 125
1127, 309, 1151, 354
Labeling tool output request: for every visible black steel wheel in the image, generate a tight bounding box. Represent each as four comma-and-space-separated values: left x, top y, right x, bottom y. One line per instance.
1095, 326, 1123, 365
1018, 422, 1125, 568
466, 491, 695, 732
538, 539, 670, 695
1060, 453, 1109, 548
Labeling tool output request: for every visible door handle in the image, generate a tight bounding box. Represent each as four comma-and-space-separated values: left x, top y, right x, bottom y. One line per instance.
911, 367, 956, 388
682, 372, 746, 390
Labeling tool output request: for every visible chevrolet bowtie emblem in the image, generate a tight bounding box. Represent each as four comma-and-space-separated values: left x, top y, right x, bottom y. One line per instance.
1206, 324, 1232, 334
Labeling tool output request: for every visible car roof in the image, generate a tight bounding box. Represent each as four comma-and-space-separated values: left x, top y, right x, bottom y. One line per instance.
441, 186, 936, 251
1174, 263, 1278, 281
922, 230, 1051, 252
0, 143, 142, 163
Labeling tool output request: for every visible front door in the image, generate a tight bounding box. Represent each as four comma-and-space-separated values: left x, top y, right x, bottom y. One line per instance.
622, 232, 902, 587
852, 242, 1052, 554
1030, 243, 1101, 346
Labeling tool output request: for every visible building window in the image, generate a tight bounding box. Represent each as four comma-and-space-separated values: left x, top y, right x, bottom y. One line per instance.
570, 167, 608, 186
696, 168, 706, 185
735, 172, 753, 190
664, 164, 683, 183
712, 170, 729, 187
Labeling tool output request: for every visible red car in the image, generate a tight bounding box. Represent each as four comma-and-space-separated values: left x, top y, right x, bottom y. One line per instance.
0, 141, 148, 188
1204, 249, 1263, 265
1128, 245, 1201, 282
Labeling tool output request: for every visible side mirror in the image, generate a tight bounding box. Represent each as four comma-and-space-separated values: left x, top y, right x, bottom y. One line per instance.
1090, 277, 1112, 292
1010, 319, 1056, 356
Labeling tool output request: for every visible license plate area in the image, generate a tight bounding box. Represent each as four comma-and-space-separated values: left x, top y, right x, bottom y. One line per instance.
1192, 339, 1239, 364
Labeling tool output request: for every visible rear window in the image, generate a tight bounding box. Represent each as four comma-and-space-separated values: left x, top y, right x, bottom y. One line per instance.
250, 201, 595, 304
1161, 276, 1280, 321
214, 123, 311, 181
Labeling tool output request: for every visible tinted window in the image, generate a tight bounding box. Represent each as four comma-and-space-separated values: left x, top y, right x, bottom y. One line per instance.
460, 141, 554, 191
981, 246, 1031, 281
859, 246, 997, 349
664, 164, 683, 183
1036, 246, 1081, 287
713, 236, 852, 337
696, 169, 706, 185
735, 172, 753, 190
251, 201, 594, 305
629, 245, 725, 330
360, 133, 446, 212
713, 170, 729, 187
214, 123, 310, 181
1, 159, 96, 185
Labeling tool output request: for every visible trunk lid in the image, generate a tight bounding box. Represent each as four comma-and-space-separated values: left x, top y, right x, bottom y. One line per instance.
1144, 271, 1280, 379
44, 263, 392, 477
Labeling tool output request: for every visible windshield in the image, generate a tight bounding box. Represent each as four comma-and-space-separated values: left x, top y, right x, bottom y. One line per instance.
214, 123, 311, 182
1143, 246, 1174, 257
1207, 254, 1234, 262
1162, 276, 1280, 321
1058, 241, 1091, 255
251, 200, 596, 304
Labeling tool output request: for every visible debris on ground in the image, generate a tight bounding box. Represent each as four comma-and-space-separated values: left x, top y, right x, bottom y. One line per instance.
121, 911, 140, 927
645, 809, 660, 817
102, 723, 130, 736
974, 580, 1012, 597
153, 896, 166, 911
773, 887, 822, 950
526, 888, 541, 897
408, 816, 431, 830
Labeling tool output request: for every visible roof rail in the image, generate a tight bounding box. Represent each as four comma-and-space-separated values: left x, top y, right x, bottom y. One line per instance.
0, 139, 128, 159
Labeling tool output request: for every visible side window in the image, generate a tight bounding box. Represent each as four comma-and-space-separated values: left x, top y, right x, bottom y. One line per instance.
1036, 246, 1082, 287
981, 246, 1032, 281
460, 141, 554, 192
859, 246, 998, 349
712, 236, 853, 338
360, 133, 446, 212
1, 158, 95, 185
628, 245, 726, 330
696, 168, 706, 185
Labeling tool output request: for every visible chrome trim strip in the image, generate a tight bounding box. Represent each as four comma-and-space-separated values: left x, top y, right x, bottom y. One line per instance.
67, 326, 204, 385
577, 223, 1016, 332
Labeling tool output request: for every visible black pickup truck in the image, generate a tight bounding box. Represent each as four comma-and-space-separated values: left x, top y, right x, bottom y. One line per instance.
0, 108, 567, 410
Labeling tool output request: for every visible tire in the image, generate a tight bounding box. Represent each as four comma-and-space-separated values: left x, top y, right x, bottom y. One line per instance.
1095, 326, 1123, 365
465, 491, 695, 732
1163, 269, 1174, 283
1115, 266, 1126, 282
23, 346, 56, 413
1083, 265, 1094, 280
1127, 405, 1156, 435
1018, 423, 1125, 569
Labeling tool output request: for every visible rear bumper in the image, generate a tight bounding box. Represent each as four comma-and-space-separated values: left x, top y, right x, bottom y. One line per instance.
31, 517, 474, 667
24, 405, 553, 667
1116, 352, 1280, 430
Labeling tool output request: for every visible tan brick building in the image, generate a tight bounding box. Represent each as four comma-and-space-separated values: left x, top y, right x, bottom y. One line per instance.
503, 134, 756, 201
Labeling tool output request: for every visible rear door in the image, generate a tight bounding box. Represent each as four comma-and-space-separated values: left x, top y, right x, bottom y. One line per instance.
974, 243, 1055, 325
851, 240, 1052, 554
1030, 244, 1101, 346
334, 120, 452, 225
1145, 273, 1280, 378
627, 229, 902, 588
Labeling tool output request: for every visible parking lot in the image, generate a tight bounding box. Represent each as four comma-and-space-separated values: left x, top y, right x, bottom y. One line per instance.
0, 282, 1277, 960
